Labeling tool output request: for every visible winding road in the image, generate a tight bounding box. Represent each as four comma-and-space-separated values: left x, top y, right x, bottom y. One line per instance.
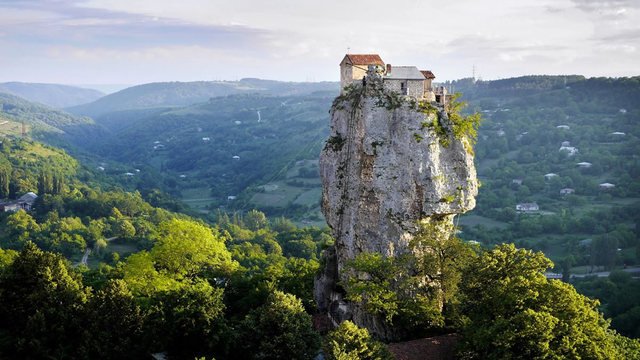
76, 237, 118, 266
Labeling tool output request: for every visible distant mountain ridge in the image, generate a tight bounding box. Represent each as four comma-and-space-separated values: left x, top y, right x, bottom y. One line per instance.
0, 92, 106, 148
67, 79, 339, 118
0, 82, 104, 108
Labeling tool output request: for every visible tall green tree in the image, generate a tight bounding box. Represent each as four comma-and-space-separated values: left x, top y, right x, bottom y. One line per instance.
83, 279, 147, 359
458, 244, 621, 359
244, 209, 268, 231
235, 291, 320, 360
151, 218, 236, 278
0, 242, 88, 359
147, 279, 227, 359
323, 320, 393, 360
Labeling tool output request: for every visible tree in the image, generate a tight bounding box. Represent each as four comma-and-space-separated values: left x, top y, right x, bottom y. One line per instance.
147, 279, 228, 359
0, 248, 18, 272
151, 219, 236, 278
458, 244, 622, 359
591, 236, 619, 270
560, 256, 574, 282
323, 320, 393, 360
343, 220, 475, 337
235, 291, 320, 360
0, 242, 88, 359
5, 209, 39, 246
122, 251, 181, 296
113, 218, 136, 240
244, 209, 268, 231
83, 279, 147, 359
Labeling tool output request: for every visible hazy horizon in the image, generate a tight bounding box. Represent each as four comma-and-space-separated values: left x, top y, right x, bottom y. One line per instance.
1, 0, 638, 84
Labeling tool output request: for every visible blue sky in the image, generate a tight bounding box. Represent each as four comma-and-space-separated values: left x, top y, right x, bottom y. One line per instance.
0, 0, 638, 85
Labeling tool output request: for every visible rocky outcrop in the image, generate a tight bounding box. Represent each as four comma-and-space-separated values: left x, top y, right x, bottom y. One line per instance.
314, 74, 477, 339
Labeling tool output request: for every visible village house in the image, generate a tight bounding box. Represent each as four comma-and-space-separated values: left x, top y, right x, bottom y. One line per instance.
599, 182, 615, 190
559, 144, 578, 156
383, 65, 427, 98
339, 54, 385, 91
516, 202, 539, 212
544, 173, 558, 180
577, 162, 592, 168
421, 70, 436, 101
560, 188, 575, 195
0, 192, 38, 212
339, 54, 447, 104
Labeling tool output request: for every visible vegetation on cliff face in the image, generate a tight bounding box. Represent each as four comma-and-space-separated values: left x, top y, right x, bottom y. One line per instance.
323, 320, 393, 360
342, 221, 475, 337
418, 94, 482, 150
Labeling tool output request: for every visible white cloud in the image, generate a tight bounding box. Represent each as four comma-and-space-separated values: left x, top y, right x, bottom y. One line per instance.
0, 0, 637, 83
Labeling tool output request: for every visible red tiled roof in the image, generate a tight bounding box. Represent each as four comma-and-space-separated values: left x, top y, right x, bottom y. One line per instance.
421, 70, 436, 79
344, 54, 384, 66
388, 333, 458, 360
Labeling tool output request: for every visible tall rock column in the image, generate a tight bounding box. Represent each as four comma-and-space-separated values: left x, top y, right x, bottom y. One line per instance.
314, 74, 478, 339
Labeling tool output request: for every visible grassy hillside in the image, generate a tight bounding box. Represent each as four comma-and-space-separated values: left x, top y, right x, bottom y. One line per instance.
0, 82, 104, 108
0, 92, 107, 149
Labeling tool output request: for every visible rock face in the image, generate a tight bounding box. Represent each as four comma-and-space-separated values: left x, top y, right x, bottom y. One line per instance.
314, 75, 478, 339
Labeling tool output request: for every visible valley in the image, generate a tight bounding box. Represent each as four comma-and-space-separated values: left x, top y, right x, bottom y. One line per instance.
0, 76, 639, 355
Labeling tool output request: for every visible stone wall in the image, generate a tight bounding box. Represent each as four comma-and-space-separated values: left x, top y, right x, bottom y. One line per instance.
340, 64, 368, 92
383, 79, 425, 98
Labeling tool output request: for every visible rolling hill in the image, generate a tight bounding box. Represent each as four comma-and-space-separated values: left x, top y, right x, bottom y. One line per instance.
0, 82, 104, 108
67, 79, 338, 118
0, 92, 106, 148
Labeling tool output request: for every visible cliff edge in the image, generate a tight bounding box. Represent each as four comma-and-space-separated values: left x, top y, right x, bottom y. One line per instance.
315, 72, 478, 339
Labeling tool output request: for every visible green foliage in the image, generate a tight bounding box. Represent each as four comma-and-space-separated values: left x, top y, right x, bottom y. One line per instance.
151, 218, 236, 278
244, 209, 268, 231
458, 244, 622, 359
573, 271, 640, 338
323, 320, 393, 360
410, 221, 477, 321
343, 252, 402, 323
343, 220, 475, 337
0, 248, 17, 271
0, 92, 97, 142
0, 137, 77, 198
613, 333, 640, 360
235, 291, 321, 360
83, 279, 147, 359
446, 93, 482, 146
147, 279, 227, 359
0, 242, 88, 358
